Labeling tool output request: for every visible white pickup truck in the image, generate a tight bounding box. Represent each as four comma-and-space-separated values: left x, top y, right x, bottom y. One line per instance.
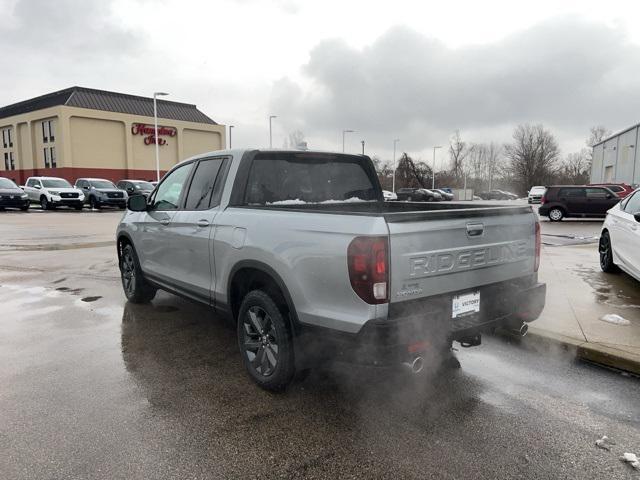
116, 149, 546, 390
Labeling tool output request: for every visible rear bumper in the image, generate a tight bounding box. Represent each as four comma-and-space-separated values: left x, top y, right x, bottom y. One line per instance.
295, 278, 546, 367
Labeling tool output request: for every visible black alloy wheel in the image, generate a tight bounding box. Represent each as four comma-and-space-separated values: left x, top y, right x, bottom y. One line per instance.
120, 244, 156, 303
40, 196, 49, 210
599, 231, 620, 273
90, 196, 101, 210
237, 290, 295, 391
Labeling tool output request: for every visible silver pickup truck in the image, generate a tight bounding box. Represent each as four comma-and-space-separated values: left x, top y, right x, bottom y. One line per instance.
117, 149, 546, 391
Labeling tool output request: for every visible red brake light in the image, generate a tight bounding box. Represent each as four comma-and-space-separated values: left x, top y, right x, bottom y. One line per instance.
348, 236, 389, 304
534, 221, 541, 272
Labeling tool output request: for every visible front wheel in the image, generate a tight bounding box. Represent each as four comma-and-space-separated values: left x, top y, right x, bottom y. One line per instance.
120, 243, 157, 303
237, 290, 295, 392
40, 196, 50, 210
20, 202, 30, 211
548, 208, 564, 222
89, 196, 101, 210
599, 231, 620, 273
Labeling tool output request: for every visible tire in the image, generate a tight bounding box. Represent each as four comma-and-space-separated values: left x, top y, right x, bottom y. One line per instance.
237, 290, 296, 392
119, 205, 126, 210
74, 204, 83, 211
599, 231, 620, 273
20, 202, 29, 211
120, 243, 157, 303
548, 207, 564, 222
40, 196, 50, 210
89, 196, 101, 210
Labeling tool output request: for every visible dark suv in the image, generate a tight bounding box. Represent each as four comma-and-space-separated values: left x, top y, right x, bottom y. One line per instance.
538, 186, 620, 221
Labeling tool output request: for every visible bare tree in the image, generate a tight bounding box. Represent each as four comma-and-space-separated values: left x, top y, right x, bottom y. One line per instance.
448, 130, 470, 185
505, 124, 560, 195
283, 130, 307, 149
587, 125, 611, 147
395, 153, 432, 189
557, 149, 590, 184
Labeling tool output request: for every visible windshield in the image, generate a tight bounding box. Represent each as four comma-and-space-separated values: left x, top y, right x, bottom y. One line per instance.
42, 179, 72, 188
90, 180, 116, 189
133, 181, 154, 190
0, 178, 18, 189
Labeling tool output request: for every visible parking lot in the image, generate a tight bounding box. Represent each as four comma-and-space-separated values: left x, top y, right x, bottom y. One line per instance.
1, 204, 639, 479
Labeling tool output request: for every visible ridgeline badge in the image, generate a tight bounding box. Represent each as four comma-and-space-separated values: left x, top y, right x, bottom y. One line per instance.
131, 123, 177, 146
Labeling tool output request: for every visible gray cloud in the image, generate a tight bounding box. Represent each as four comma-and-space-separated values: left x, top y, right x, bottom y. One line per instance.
270, 18, 640, 154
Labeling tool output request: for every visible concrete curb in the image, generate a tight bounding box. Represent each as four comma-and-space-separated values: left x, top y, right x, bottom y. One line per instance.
499, 327, 640, 376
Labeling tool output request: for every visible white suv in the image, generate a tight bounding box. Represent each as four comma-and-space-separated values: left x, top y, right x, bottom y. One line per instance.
23, 176, 85, 210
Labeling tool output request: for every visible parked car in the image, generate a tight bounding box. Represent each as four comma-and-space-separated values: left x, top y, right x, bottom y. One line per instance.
75, 178, 128, 210
382, 190, 397, 201
538, 185, 620, 221
434, 189, 454, 201
396, 187, 439, 201
600, 188, 640, 281
589, 183, 635, 199
479, 190, 518, 200
116, 180, 155, 198
527, 186, 546, 204
22, 176, 84, 210
117, 149, 545, 391
0, 177, 29, 211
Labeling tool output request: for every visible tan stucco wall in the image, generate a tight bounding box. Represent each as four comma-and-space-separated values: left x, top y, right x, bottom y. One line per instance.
0, 103, 226, 176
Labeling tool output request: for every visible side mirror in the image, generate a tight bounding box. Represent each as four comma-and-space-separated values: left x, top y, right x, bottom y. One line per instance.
634, 212, 640, 223
34, 184, 41, 189
606, 193, 613, 199
127, 194, 148, 212
84, 186, 90, 190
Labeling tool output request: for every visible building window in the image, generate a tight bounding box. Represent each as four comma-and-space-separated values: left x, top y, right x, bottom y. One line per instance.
44, 147, 50, 168
42, 120, 54, 143
50, 147, 56, 168
9, 151, 15, 170
1, 127, 11, 148
3, 152, 7, 170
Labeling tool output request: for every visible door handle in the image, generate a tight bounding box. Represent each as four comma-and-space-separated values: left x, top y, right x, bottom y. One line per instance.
160, 218, 170, 226
197, 219, 210, 228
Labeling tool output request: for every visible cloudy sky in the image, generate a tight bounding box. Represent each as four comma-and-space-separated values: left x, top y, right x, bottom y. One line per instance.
2, 0, 640, 168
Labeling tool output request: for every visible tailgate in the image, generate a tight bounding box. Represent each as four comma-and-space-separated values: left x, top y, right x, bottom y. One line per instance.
386, 207, 536, 303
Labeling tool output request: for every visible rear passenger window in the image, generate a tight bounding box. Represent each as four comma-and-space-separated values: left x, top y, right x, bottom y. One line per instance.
586, 188, 608, 199
184, 158, 224, 210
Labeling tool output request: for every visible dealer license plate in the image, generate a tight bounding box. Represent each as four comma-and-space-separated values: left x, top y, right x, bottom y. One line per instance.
452, 291, 480, 318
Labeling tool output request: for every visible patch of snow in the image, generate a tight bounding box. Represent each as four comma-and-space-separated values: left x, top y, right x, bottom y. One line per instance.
267, 197, 372, 206
620, 453, 640, 470
599, 314, 631, 326
595, 435, 615, 451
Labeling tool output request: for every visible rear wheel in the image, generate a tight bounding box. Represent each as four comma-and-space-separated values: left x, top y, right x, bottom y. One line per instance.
237, 290, 295, 391
548, 207, 564, 222
120, 243, 157, 303
599, 231, 620, 273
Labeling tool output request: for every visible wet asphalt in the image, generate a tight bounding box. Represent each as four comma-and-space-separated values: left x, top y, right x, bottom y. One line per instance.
1, 208, 639, 479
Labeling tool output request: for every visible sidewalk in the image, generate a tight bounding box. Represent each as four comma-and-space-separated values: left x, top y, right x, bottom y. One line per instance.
526, 241, 640, 374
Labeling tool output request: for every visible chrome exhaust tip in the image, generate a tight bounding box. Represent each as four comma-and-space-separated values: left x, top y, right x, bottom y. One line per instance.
402, 356, 424, 374
520, 323, 528, 336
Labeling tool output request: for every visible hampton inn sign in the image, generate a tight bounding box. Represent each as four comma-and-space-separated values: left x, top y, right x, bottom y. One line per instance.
131, 123, 177, 146
0, 86, 225, 183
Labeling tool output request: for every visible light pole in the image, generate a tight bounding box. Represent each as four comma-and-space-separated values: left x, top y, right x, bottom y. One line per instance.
432, 145, 442, 189
269, 115, 277, 148
361, 140, 365, 155
392, 138, 400, 192
153, 92, 169, 182
342, 129, 354, 152
229, 125, 234, 149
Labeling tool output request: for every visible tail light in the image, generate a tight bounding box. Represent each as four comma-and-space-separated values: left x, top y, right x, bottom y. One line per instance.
347, 236, 389, 304
534, 221, 541, 272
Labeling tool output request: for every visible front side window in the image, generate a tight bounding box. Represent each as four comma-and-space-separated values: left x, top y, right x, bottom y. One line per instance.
184, 158, 224, 210
151, 164, 193, 210
558, 188, 585, 198
244, 153, 377, 205
133, 181, 154, 191
623, 191, 640, 214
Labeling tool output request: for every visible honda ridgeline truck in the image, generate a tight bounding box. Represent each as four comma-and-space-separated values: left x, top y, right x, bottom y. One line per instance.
117, 149, 546, 391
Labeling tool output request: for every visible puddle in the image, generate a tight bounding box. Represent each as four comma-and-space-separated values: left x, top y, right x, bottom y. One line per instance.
81, 296, 102, 303
154, 305, 179, 313
573, 266, 640, 310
